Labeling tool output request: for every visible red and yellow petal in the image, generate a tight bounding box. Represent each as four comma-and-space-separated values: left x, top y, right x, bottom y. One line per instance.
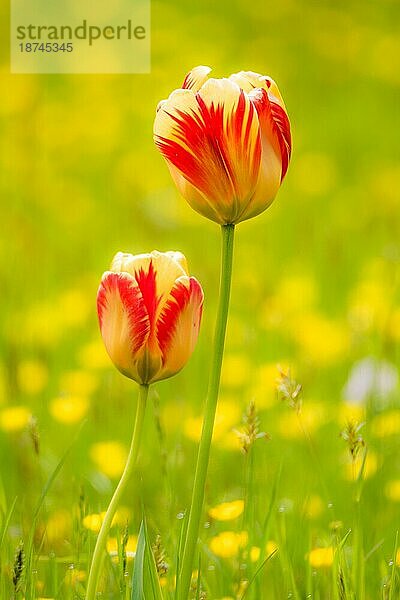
182, 65, 211, 92
249, 87, 291, 181
229, 71, 286, 109
154, 79, 262, 224
111, 251, 188, 313
155, 276, 204, 382
97, 272, 150, 381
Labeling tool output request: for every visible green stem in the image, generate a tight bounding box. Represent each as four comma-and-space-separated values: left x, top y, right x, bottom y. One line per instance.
178, 224, 235, 600
85, 383, 148, 600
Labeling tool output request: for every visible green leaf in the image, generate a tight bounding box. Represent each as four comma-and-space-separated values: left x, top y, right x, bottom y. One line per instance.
132, 521, 145, 600
131, 519, 163, 600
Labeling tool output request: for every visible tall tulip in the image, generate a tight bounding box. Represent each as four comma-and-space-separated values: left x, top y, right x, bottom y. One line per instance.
154, 67, 291, 599
154, 66, 291, 225
86, 250, 203, 600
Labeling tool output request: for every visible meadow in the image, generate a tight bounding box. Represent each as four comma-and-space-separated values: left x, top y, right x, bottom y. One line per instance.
1, 0, 400, 597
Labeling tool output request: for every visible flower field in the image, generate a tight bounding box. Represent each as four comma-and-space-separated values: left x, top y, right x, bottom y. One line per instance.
1, 0, 399, 598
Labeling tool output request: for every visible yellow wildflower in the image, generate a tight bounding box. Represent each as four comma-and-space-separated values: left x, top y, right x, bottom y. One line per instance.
209, 531, 248, 558
371, 410, 400, 438
385, 480, 400, 502
59, 370, 98, 396
250, 541, 278, 562
208, 500, 244, 521
343, 450, 378, 481
0, 406, 31, 432
304, 495, 324, 520
17, 359, 48, 395
308, 546, 334, 568
78, 339, 110, 370
222, 354, 251, 388
184, 398, 241, 443
107, 534, 137, 559
90, 441, 127, 478
46, 509, 72, 545
49, 395, 89, 424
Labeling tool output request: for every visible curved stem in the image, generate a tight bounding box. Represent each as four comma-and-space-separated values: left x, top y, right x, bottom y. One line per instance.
178, 224, 235, 599
85, 383, 149, 600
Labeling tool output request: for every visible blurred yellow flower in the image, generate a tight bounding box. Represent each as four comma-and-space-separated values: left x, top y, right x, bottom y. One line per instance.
107, 534, 137, 559
338, 403, 366, 424
184, 398, 241, 443
371, 410, 400, 438
209, 500, 244, 521
262, 275, 317, 330
58, 289, 91, 328
384, 480, 400, 502
277, 403, 327, 439
90, 441, 128, 478
308, 546, 334, 568
46, 509, 72, 545
250, 361, 290, 409
389, 307, 400, 341
83, 513, 105, 533
343, 450, 378, 481
82, 509, 131, 533
250, 541, 278, 562
65, 568, 86, 584
0, 406, 31, 432
293, 313, 349, 366
49, 395, 89, 424
78, 340, 110, 370
17, 359, 48, 395
221, 354, 251, 388
348, 280, 390, 333
304, 495, 324, 520
396, 548, 400, 567
209, 531, 248, 558
59, 370, 98, 396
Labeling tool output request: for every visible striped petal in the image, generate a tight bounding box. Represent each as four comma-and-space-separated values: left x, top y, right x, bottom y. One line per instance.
111, 251, 188, 310
97, 272, 150, 381
154, 79, 262, 224
155, 276, 204, 382
229, 71, 286, 109
182, 65, 211, 92
250, 87, 291, 182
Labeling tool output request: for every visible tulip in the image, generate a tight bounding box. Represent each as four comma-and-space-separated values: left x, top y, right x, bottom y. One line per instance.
97, 250, 204, 384
154, 66, 291, 225
87, 250, 203, 600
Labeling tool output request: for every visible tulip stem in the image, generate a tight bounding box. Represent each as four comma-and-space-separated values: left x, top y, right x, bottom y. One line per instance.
85, 383, 148, 600
178, 223, 235, 599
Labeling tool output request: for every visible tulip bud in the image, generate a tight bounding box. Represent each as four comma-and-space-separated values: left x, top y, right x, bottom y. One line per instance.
154, 66, 291, 225
97, 251, 204, 384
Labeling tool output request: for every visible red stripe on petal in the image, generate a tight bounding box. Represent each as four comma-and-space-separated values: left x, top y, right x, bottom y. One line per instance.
270, 99, 292, 180
155, 89, 261, 221
156, 277, 203, 365
134, 260, 159, 330
97, 272, 150, 355
250, 88, 291, 181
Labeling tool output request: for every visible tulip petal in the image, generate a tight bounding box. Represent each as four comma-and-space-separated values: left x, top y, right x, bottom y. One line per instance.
111, 251, 188, 311
231, 72, 291, 180
97, 272, 150, 380
249, 87, 291, 182
229, 71, 286, 109
269, 98, 291, 181
156, 276, 203, 381
182, 65, 211, 92
154, 79, 261, 224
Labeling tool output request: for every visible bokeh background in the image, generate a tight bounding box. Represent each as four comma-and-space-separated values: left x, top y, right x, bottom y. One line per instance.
1, 0, 399, 597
